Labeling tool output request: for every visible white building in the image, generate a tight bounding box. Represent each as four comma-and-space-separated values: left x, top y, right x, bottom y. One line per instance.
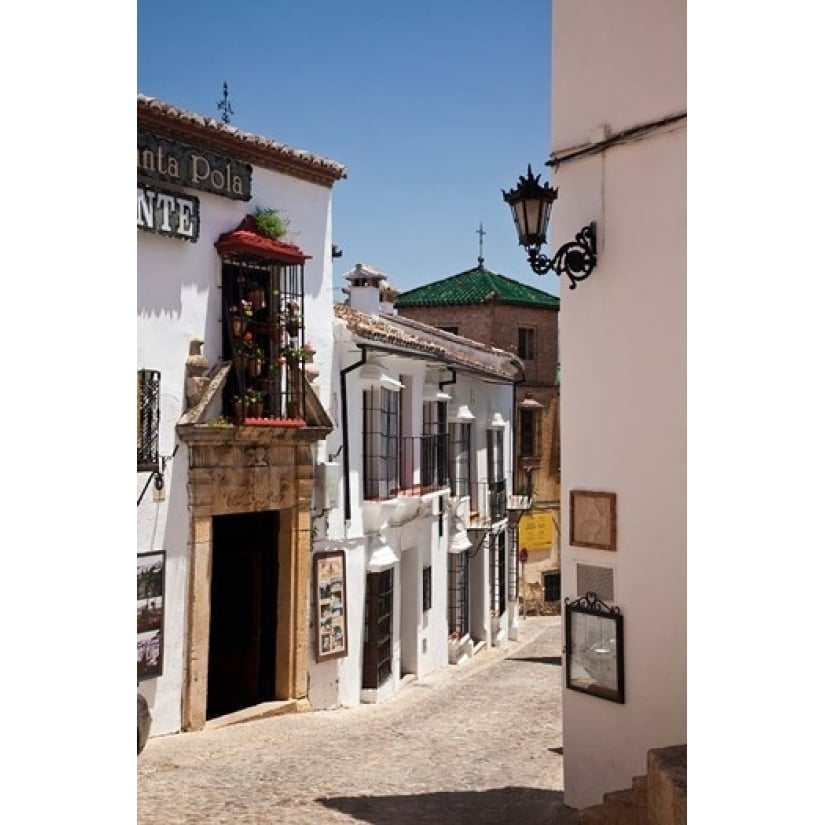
306, 265, 526, 708
550, 0, 686, 809
137, 95, 347, 738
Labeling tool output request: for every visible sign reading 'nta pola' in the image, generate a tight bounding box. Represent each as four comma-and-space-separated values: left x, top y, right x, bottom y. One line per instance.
138, 131, 252, 201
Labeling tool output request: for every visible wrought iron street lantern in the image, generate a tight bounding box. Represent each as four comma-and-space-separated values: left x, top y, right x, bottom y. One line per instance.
502, 165, 597, 289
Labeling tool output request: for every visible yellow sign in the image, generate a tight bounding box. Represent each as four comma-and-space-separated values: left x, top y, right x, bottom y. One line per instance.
518, 512, 557, 551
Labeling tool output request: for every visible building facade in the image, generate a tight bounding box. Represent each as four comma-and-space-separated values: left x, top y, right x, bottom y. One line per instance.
395, 262, 561, 613
305, 265, 526, 708
137, 95, 346, 737
549, 0, 686, 808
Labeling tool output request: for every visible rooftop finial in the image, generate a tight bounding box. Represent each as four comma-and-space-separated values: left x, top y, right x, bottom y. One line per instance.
217, 81, 234, 124
476, 221, 486, 268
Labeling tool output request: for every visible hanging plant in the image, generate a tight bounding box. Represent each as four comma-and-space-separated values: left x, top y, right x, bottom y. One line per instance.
254, 207, 289, 240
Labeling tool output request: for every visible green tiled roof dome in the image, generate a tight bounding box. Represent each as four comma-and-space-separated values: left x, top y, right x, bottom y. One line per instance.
396, 265, 559, 309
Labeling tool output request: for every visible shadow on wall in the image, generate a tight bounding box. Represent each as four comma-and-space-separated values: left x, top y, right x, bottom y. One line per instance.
319, 786, 574, 825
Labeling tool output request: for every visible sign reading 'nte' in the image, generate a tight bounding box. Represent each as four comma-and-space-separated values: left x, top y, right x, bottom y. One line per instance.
137, 184, 200, 242
137, 131, 252, 201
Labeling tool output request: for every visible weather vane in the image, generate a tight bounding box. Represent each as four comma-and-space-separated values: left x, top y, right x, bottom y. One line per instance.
476, 221, 486, 268
217, 81, 233, 124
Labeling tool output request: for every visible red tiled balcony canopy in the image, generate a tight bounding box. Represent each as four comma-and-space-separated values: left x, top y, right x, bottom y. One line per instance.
215, 215, 311, 263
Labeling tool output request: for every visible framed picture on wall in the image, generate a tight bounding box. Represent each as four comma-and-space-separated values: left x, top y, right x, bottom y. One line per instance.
569, 490, 617, 551
313, 550, 348, 662
137, 551, 165, 681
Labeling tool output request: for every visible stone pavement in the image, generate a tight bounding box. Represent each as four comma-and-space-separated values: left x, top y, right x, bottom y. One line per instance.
137, 616, 576, 825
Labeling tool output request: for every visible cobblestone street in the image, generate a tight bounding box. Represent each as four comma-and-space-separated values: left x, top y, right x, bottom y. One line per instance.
137, 616, 573, 825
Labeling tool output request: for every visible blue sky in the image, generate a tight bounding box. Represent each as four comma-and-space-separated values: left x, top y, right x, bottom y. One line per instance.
137, 0, 560, 297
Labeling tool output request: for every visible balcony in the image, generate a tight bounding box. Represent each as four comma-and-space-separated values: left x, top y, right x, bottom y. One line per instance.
397, 433, 449, 497
465, 478, 508, 526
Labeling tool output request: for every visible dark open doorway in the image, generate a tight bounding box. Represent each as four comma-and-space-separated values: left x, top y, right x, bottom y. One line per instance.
207, 510, 279, 720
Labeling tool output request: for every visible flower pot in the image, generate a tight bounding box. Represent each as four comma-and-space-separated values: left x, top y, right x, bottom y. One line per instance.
248, 402, 263, 418
233, 352, 246, 372
247, 358, 263, 378
233, 401, 248, 424
231, 316, 247, 337
247, 287, 266, 311
286, 320, 300, 337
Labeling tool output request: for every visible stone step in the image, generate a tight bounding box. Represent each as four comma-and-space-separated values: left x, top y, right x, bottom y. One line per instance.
577, 804, 611, 825
202, 698, 305, 730
632, 775, 648, 817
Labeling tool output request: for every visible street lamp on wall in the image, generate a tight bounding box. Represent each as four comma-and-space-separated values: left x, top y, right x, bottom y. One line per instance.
502, 165, 597, 289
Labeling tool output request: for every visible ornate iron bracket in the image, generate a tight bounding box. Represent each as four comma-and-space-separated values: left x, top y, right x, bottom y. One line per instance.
564, 590, 621, 617
527, 222, 597, 289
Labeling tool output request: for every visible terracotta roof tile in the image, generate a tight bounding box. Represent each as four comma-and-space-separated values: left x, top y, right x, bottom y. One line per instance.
138, 94, 347, 186
215, 215, 310, 263
334, 303, 523, 380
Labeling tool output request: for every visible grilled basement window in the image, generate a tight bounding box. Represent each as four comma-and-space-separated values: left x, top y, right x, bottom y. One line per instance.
363, 386, 400, 500
518, 327, 536, 360
137, 369, 160, 472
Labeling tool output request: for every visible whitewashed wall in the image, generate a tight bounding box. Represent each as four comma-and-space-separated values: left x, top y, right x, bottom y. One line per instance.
137, 162, 336, 736
312, 330, 515, 706
552, 0, 686, 808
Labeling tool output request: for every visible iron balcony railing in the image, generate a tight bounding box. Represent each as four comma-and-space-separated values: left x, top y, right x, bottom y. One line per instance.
463, 477, 508, 525
364, 433, 449, 501
399, 433, 449, 496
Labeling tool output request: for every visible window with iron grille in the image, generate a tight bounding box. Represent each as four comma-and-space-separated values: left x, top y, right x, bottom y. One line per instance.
220, 256, 306, 422
489, 531, 506, 618
519, 408, 537, 457
518, 326, 536, 360
423, 565, 432, 612
508, 525, 519, 601
421, 401, 448, 490
137, 369, 160, 472
487, 428, 506, 521
544, 571, 561, 602
448, 551, 469, 637
449, 423, 472, 498
363, 386, 400, 500
363, 568, 394, 689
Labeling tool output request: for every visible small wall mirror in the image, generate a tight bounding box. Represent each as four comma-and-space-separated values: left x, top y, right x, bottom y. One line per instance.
564, 591, 625, 703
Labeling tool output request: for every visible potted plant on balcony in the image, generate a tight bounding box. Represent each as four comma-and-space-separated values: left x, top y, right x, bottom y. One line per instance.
246, 283, 266, 311
253, 206, 289, 241
247, 346, 265, 377
232, 394, 248, 423
228, 300, 254, 337
281, 300, 302, 336
245, 388, 264, 418
299, 342, 316, 363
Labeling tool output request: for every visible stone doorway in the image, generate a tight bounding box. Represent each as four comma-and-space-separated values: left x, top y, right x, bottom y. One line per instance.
207, 510, 279, 720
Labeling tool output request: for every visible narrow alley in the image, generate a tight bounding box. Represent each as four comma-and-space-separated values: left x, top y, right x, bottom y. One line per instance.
137, 616, 574, 825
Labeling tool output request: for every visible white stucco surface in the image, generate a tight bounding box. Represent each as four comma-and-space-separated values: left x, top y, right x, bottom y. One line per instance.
552, 0, 686, 809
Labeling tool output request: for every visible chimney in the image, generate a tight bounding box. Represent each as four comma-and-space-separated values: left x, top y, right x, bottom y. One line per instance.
344, 263, 396, 315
